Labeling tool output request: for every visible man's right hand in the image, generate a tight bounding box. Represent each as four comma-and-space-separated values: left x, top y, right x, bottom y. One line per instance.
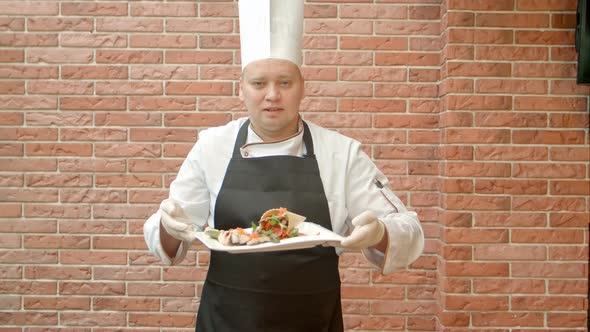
160, 199, 195, 242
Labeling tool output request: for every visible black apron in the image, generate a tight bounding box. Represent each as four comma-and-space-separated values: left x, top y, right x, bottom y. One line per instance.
195, 120, 343, 332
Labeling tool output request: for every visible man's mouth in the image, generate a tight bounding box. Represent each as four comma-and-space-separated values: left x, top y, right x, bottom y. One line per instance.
263, 107, 283, 112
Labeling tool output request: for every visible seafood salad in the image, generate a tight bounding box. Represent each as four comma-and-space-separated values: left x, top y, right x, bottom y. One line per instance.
204, 208, 305, 246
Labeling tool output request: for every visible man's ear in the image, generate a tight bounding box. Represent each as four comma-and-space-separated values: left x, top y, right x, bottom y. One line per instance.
297, 67, 305, 98
300, 76, 305, 99
238, 79, 244, 101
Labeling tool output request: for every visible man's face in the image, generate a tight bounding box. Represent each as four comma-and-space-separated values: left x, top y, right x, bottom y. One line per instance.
239, 59, 304, 141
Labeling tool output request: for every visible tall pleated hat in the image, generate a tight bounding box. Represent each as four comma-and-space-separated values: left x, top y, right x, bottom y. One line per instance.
238, 0, 304, 70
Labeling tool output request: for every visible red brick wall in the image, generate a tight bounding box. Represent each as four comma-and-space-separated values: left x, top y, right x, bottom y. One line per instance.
0, 0, 587, 331
438, 0, 589, 330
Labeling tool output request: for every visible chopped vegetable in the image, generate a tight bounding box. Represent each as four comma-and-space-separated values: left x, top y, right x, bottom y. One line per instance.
204, 228, 220, 239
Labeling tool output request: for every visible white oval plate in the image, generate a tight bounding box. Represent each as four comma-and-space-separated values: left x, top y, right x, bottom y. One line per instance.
194, 222, 343, 254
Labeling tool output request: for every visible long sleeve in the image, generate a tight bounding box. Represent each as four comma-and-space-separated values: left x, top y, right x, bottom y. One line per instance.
143, 140, 212, 266
143, 210, 190, 266
143, 118, 423, 270
344, 142, 424, 275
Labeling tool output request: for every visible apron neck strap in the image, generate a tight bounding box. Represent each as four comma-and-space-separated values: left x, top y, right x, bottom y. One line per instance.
301, 121, 315, 157
232, 119, 315, 158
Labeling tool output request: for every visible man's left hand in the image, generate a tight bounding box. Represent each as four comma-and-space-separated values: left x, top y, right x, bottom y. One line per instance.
340, 211, 386, 249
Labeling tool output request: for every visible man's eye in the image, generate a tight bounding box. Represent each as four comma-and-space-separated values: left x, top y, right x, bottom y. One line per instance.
280, 81, 291, 86
252, 82, 264, 87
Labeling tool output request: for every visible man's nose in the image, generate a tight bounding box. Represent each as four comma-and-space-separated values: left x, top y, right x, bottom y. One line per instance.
265, 85, 280, 100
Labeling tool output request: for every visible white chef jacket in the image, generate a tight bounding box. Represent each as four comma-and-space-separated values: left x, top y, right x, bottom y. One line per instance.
143, 118, 424, 275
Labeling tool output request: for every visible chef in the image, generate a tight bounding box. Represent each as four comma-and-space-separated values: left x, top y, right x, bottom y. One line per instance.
143, 0, 424, 331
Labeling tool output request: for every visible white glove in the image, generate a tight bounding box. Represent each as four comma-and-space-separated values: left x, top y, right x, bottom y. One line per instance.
160, 199, 195, 243
340, 211, 386, 249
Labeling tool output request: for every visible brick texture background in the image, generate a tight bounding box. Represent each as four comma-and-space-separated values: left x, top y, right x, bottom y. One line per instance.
0, 0, 588, 331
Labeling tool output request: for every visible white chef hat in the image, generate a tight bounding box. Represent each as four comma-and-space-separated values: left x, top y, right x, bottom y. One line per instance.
238, 0, 304, 70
